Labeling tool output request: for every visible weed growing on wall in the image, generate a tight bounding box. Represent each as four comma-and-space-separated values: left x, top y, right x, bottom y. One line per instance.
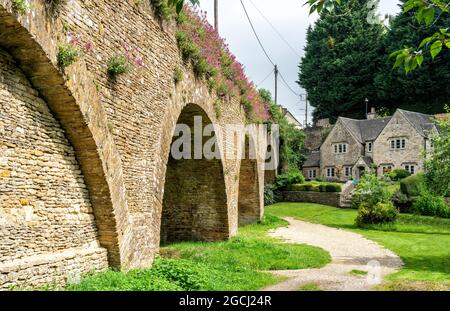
173, 67, 184, 84
107, 43, 146, 79
57, 45, 79, 68
12, 0, 29, 15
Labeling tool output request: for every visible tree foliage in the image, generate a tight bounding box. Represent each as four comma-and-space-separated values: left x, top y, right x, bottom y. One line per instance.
260, 89, 306, 171
298, 0, 386, 120
424, 109, 450, 197
375, 1, 450, 115
305, 0, 450, 73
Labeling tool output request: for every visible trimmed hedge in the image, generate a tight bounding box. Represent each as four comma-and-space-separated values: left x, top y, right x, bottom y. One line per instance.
287, 182, 342, 193
400, 173, 425, 197
388, 169, 411, 181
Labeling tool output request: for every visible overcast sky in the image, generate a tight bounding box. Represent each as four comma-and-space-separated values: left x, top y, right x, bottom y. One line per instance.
198, 0, 402, 125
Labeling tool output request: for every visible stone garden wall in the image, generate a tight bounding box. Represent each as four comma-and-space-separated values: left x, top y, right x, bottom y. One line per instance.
281, 191, 342, 208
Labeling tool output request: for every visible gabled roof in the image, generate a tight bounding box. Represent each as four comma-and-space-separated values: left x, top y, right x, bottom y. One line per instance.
339, 116, 392, 143
303, 151, 320, 167
398, 109, 436, 137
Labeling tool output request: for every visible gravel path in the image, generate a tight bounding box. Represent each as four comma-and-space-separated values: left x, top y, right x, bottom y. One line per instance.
263, 217, 403, 291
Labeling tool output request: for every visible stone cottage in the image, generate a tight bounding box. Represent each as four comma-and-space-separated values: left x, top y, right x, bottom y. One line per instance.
303, 109, 438, 181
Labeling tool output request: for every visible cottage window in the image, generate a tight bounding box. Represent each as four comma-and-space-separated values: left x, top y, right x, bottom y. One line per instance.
404, 165, 415, 175
367, 142, 373, 152
327, 168, 335, 177
345, 167, 352, 177
333, 143, 348, 154
390, 138, 407, 150
382, 166, 392, 174
308, 169, 317, 179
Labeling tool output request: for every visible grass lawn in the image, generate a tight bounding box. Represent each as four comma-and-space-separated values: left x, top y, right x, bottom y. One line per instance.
67, 215, 330, 291
267, 203, 450, 290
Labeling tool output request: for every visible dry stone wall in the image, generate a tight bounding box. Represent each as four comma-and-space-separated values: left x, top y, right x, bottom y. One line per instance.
0, 0, 265, 289
0, 49, 108, 289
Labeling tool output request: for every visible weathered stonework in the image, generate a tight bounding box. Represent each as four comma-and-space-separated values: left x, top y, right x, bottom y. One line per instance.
0, 0, 265, 289
0, 48, 108, 289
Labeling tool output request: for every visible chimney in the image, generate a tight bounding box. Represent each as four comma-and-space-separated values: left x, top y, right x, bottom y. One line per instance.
367, 107, 377, 120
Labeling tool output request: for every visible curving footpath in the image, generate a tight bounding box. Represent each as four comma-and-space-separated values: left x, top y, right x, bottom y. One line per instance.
263, 217, 403, 291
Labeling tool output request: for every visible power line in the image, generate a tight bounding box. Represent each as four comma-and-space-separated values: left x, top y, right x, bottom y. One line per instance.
240, 0, 275, 67
256, 68, 274, 87
247, 0, 301, 59
278, 70, 300, 97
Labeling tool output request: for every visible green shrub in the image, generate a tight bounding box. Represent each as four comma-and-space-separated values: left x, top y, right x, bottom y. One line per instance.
264, 184, 281, 206
413, 192, 450, 219
12, 0, 29, 14
57, 45, 79, 68
400, 173, 425, 197
388, 169, 411, 181
107, 54, 131, 78
352, 173, 391, 209
325, 183, 342, 193
274, 169, 305, 190
356, 201, 398, 226
392, 189, 414, 213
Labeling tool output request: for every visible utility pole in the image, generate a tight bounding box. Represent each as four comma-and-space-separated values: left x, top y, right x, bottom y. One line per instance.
214, 0, 219, 31
274, 65, 278, 105
305, 94, 308, 127
365, 98, 369, 119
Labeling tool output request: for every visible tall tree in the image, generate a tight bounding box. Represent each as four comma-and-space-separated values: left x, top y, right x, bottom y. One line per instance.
298, 0, 386, 121
374, 0, 450, 115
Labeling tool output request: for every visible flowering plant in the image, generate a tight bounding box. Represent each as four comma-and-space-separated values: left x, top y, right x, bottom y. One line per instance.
177, 6, 270, 122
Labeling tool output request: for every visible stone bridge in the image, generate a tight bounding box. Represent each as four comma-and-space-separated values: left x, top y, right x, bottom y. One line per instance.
0, 0, 269, 289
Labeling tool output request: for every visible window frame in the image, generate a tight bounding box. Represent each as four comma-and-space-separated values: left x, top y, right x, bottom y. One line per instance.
390, 138, 407, 151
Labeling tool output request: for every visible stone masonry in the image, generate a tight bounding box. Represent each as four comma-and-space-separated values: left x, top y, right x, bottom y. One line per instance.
0, 0, 265, 289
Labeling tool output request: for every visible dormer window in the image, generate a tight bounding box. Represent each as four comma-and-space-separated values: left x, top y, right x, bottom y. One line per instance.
367, 142, 373, 152
333, 143, 348, 154
390, 138, 406, 150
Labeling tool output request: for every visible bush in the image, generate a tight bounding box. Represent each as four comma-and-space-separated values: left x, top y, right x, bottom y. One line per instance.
352, 173, 391, 209
274, 169, 305, 190
107, 54, 131, 78
400, 173, 425, 197
264, 184, 281, 206
356, 201, 398, 226
286, 182, 340, 193
325, 183, 342, 193
392, 189, 414, 213
388, 169, 411, 181
57, 45, 79, 68
413, 192, 450, 219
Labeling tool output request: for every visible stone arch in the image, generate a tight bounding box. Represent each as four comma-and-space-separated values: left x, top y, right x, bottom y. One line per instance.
159, 103, 229, 243
0, 4, 130, 268
238, 135, 263, 226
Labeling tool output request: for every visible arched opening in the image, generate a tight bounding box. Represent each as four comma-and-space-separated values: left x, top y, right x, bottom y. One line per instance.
238, 137, 262, 226
160, 104, 229, 244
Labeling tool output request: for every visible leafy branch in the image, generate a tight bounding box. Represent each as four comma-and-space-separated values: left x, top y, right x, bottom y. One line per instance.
167, 0, 199, 14
305, 0, 450, 73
